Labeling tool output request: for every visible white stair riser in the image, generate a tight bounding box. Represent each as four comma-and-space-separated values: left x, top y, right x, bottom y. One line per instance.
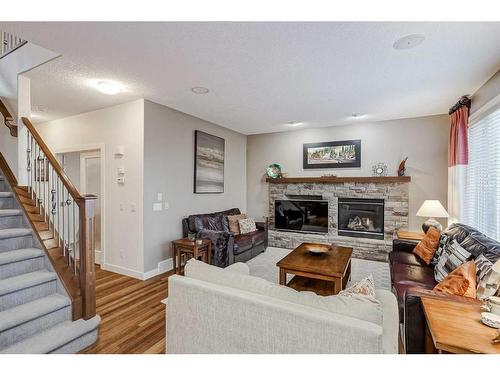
0, 235, 33, 252
0, 256, 45, 280
0, 280, 57, 312
0, 305, 71, 349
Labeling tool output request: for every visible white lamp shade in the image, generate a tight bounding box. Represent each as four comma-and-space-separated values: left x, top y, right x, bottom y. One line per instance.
416, 200, 449, 218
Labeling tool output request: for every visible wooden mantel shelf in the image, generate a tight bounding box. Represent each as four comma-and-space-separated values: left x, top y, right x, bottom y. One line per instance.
266, 176, 411, 184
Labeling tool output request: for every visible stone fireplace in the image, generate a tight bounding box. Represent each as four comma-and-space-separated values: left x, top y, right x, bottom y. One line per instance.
267, 177, 410, 261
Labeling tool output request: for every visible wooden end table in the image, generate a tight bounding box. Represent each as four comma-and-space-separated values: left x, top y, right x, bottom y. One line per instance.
172, 238, 212, 275
421, 296, 500, 354
396, 230, 425, 241
276, 243, 352, 296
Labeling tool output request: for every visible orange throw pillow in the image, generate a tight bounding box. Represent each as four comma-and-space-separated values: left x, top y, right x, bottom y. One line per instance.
413, 226, 441, 265
434, 260, 477, 298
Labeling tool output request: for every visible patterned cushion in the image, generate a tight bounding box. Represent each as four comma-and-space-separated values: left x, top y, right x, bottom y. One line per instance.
339, 275, 376, 299
413, 227, 441, 265
475, 254, 493, 283
434, 240, 472, 282
475, 254, 500, 300
434, 260, 477, 298
239, 218, 257, 234
431, 233, 449, 265
227, 214, 247, 235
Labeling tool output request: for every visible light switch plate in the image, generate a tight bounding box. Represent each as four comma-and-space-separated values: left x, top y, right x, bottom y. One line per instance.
157, 193, 162, 201
164, 201, 169, 210
153, 202, 162, 212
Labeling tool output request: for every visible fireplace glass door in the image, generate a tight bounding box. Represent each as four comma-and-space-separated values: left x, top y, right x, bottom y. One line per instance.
338, 198, 384, 240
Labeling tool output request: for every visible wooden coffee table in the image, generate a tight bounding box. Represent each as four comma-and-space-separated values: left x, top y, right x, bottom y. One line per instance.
276, 243, 352, 296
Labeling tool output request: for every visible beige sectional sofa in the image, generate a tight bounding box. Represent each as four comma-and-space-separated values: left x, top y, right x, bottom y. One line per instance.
166, 259, 398, 354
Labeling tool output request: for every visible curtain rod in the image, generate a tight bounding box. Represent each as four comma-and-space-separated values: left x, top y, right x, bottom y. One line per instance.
449, 95, 471, 115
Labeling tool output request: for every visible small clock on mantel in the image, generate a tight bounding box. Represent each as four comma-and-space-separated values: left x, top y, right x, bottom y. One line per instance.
372, 163, 388, 177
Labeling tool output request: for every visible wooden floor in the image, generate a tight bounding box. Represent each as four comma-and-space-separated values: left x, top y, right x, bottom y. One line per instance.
80, 265, 171, 354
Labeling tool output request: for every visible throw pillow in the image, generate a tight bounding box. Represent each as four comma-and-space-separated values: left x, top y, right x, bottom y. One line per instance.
239, 217, 257, 234
434, 240, 472, 282
339, 275, 376, 299
227, 214, 247, 235
434, 260, 477, 298
475, 255, 500, 300
432, 233, 449, 265
413, 227, 441, 265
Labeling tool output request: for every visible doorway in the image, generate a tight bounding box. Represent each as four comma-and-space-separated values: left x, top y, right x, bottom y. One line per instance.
80, 151, 102, 263
56, 145, 105, 265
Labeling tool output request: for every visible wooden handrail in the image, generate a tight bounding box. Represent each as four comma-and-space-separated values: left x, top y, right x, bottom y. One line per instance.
21, 116, 96, 320
22, 117, 82, 201
0, 98, 17, 137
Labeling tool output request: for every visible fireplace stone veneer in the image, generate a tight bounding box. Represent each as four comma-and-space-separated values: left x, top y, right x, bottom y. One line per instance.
268, 181, 409, 261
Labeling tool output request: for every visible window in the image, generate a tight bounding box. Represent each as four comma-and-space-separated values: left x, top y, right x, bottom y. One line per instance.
463, 107, 500, 240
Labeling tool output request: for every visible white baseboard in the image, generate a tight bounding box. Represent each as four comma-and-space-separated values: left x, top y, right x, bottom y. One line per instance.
102, 258, 174, 280
101, 263, 145, 279
143, 258, 174, 280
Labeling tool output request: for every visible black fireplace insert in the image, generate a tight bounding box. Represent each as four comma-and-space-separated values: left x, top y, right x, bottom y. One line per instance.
274, 199, 328, 234
338, 198, 384, 240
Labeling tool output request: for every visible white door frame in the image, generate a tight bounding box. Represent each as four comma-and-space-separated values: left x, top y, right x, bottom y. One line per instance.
54, 143, 106, 266
80, 150, 102, 264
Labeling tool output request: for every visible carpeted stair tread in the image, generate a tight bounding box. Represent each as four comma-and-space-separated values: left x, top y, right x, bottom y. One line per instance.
0, 294, 70, 332
0, 315, 101, 354
0, 228, 32, 240
0, 248, 44, 266
0, 192, 13, 198
0, 270, 57, 297
0, 209, 22, 217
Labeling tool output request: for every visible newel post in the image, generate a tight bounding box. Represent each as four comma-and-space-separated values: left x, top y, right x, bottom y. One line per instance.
78, 194, 97, 320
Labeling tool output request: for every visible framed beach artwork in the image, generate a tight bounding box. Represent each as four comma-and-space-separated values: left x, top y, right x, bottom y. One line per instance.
194, 130, 225, 193
303, 139, 361, 169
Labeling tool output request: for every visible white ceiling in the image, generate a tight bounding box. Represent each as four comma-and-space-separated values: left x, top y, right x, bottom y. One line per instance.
1, 22, 500, 134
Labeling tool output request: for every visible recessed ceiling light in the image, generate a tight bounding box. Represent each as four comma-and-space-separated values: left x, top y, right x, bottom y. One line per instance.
191, 87, 210, 94
287, 121, 304, 127
393, 34, 425, 50
94, 81, 123, 95
351, 114, 366, 119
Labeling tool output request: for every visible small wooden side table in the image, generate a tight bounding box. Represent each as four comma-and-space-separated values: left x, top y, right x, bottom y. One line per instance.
172, 238, 212, 275
421, 296, 500, 354
396, 230, 425, 241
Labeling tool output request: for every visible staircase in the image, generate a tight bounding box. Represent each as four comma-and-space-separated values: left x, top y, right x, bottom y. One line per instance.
0, 168, 100, 353
0, 100, 100, 353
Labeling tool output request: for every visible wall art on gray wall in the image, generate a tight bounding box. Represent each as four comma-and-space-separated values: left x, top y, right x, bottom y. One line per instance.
303, 139, 361, 169
194, 130, 225, 193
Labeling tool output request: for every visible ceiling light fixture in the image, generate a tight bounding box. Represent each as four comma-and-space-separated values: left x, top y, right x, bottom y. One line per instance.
287, 121, 303, 127
393, 34, 425, 50
94, 81, 123, 95
191, 87, 210, 94
351, 114, 366, 119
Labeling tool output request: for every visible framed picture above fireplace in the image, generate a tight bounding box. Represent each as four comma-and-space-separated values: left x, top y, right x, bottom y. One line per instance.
303, 139, 361, 169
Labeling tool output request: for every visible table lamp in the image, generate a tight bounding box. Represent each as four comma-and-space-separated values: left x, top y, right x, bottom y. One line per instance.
416, 200, 449, 233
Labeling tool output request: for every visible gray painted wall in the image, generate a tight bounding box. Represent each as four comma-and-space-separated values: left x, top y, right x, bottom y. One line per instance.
143, 100, 247, 272
246, 115, 449, 231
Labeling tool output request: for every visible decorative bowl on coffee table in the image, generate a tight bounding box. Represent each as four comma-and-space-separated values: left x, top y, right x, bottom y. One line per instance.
305, 244, 330, 256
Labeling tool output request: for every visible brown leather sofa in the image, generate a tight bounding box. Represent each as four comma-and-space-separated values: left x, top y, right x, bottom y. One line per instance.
390, 223, 500, 353
182, 208, 268, 266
